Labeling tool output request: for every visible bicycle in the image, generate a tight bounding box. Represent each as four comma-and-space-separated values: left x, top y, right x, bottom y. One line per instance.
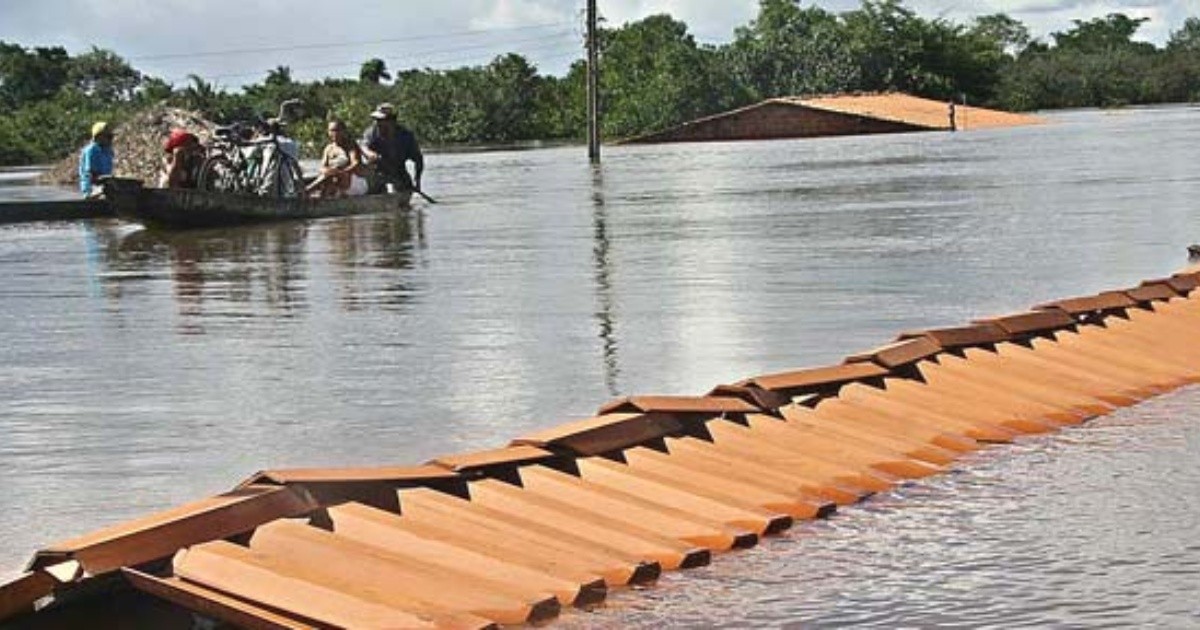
197, 99, 305, 198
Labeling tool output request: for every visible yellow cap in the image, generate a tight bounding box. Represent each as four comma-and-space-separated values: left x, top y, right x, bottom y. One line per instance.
91, 121, 110, 138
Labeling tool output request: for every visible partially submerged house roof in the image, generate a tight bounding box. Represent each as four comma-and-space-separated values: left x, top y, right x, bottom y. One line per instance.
800, 93, 1040, 130
621, 92, 1042, 144
3, 269, 1197, 628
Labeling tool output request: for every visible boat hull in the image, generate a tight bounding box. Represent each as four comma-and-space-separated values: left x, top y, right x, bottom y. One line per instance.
106, 179, 412, 229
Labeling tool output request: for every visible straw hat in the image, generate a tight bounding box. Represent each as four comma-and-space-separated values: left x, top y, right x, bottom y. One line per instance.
370, 103, 397, 120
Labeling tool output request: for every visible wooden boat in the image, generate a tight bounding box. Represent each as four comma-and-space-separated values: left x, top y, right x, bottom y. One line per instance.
0, 198, 113, 225
104, 178, 412, 229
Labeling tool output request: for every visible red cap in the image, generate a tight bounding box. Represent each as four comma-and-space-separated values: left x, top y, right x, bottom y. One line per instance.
164, 129, 197, 152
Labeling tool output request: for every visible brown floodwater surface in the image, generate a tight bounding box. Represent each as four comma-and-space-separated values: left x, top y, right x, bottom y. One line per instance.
2, 107, 1200, 626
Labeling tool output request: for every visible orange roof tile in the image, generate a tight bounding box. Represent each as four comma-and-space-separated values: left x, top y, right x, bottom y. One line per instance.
797, 93, 1041, 130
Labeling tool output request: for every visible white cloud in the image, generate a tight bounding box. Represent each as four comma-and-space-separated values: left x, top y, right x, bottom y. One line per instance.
468, 0, 574, 29
593, 0, 757, 41
905, 0, 1191, 43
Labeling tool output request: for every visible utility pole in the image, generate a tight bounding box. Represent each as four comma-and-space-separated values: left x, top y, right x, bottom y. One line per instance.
586, 0, 600, 163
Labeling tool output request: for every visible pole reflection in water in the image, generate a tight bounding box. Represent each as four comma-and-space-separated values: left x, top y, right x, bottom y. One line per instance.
591, 164, 620, 396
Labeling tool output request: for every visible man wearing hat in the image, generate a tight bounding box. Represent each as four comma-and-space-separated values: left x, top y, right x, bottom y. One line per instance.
78, 121, 115, 197
360, 103, 424, 194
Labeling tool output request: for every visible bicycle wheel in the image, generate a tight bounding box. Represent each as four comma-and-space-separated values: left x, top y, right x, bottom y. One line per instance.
197, 155, 239, 193
273, 150, 304, 198
261, 151, 305, 198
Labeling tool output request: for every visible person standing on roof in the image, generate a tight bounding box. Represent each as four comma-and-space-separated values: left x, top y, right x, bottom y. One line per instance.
78, 121, 115, 197
360, 102, 423, 194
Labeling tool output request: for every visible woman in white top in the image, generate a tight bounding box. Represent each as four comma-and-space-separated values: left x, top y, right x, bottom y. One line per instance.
308, 119, 363, 198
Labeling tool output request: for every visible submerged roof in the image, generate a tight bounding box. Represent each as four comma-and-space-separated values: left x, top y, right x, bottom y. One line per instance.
622, 92, 1042, 144
797, 92, 1040, 130
2, 268, 1196, 628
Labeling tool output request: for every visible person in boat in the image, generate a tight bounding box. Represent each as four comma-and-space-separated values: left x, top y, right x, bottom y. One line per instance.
159, 129, 204, 189
360, 103, 423, 194
78, 121, 115, 198
307, 119, 363, 198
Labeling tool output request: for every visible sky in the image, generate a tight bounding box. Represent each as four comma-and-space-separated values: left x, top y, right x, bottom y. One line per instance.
2, 0, 1200, 86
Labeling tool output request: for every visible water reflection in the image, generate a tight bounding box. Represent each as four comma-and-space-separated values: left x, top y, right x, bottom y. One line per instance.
323, 210, 426, 311
591, 165, 620, 396
104, 220, 310, 332
82, 210, 427, 331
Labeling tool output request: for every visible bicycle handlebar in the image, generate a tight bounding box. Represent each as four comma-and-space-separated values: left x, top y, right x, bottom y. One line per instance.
209, 99, 302, 148
277, 99, 302, 121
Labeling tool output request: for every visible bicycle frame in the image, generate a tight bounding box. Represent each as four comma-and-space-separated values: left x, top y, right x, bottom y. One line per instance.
201, 114, 302, 197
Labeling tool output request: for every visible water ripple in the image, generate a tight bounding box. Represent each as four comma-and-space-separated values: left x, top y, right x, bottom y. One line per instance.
4, 109, 1200, 625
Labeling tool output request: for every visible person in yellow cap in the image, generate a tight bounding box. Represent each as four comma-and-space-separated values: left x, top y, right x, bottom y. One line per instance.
78, 121, 115, 197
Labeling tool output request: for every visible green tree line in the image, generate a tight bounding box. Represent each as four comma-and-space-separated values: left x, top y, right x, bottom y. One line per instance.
4, 0, 1200, 166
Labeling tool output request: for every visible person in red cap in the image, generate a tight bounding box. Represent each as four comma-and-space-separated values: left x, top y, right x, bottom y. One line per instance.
159, 129, 204, 189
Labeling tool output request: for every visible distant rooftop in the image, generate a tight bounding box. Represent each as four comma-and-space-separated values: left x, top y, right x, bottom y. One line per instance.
621, 92, 1042, 144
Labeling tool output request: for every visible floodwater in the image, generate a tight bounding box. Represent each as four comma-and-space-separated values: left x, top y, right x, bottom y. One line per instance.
2, 106, 1200, 627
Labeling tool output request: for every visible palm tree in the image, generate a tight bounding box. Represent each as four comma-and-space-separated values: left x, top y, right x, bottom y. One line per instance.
265, 65, 293, 86
182, 74, 217, 112
359, 58, 392, 84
